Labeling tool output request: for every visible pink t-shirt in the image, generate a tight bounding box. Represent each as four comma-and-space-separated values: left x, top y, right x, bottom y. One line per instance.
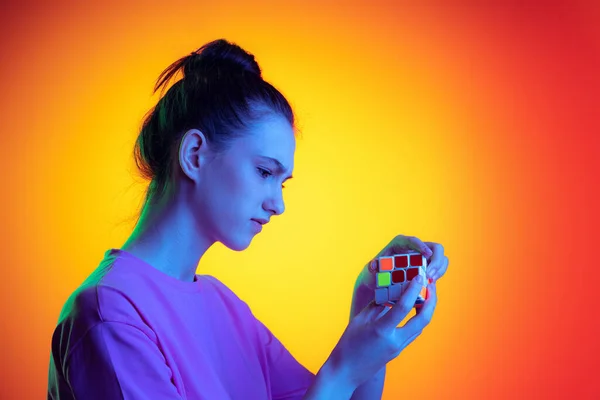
48, 249, 315, 399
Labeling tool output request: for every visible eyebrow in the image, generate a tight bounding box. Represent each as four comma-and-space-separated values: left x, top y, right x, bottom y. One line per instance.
258, 156, 294, 181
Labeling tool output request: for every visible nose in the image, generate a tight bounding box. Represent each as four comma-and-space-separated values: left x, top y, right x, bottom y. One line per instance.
264, 189, 285, 216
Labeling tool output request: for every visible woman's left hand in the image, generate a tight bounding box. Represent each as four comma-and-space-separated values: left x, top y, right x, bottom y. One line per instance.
349, 235, 449, 321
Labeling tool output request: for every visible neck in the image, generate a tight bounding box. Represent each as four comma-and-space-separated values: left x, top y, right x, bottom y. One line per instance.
120, 194, 213, 283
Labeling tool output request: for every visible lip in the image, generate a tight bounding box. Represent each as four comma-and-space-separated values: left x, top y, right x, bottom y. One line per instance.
251, 219, 263, 233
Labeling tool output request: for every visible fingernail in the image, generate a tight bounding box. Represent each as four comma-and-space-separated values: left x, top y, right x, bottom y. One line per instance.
415, 275, 423, 284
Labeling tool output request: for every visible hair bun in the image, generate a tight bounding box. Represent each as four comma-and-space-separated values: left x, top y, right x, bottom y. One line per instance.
185, 39, 262, 79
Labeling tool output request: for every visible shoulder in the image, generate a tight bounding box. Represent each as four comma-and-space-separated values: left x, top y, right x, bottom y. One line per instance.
56, 254, 154, 326
202, 275, 233, 295
53, 282, 156, 343
51, 255, 159, 364
200, 275, 260, 323
201, 275, 247, 305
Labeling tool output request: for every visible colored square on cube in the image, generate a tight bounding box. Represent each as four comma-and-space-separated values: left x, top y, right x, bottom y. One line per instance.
406, 268, 418, 280
379, 257, 394, 271
392, 270, 405, 284
375, 288, 389, 305
410, 254, 423, 266
377, 272, 391, 287
388, 282, 403, 302
419, 266, 427, 280
415, 286, 427, 307
394, 255, 408, 268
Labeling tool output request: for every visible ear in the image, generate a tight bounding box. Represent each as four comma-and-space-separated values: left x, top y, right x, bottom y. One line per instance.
178, 129, 209, 182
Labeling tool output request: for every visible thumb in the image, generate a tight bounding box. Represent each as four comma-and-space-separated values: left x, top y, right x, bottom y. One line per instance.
356, 299, 389, 322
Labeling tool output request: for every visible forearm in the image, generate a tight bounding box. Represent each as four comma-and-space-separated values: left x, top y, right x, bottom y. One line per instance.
348, 284, 386, 399
303, 357, 356, 400
350, 366, 385, 400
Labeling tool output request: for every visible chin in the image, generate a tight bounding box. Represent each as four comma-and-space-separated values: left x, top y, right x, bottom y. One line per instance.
221, 235, 252, 252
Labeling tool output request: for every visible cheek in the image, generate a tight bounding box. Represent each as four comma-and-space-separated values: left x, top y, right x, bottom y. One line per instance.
209, 166, 261, 214
211, 166, 246, 194
231, 168, 260, 195
219, 170, 257, 212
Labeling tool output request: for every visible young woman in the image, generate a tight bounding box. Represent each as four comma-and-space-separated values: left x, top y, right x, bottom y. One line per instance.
47, 39, 449, 400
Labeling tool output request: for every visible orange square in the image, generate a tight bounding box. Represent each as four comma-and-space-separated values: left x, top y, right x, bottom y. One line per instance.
379, 257, 394, 271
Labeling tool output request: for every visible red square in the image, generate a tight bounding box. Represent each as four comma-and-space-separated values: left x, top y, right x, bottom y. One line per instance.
392, 270, 406, 283
406, 268, 419, 280
410, 254, 423, 266
394, 255, 408, 268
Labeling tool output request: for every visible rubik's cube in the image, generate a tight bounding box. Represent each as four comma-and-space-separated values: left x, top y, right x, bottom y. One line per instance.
372, 252, 428, 307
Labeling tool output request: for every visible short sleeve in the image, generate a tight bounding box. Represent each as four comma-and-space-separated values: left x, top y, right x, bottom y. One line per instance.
63, 321, 183, 399
254, 318, 316, 400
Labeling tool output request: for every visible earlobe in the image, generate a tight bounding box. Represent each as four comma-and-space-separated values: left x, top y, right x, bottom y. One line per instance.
178, 129, 207, 181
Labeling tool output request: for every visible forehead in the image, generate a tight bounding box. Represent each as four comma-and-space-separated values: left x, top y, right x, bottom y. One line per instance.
234, 114, 296, 170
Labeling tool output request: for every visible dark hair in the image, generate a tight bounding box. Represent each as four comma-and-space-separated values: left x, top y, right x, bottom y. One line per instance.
133, 38, 296, 211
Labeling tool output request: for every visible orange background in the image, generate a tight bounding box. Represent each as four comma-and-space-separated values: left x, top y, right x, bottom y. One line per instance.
1, 0, 599, 398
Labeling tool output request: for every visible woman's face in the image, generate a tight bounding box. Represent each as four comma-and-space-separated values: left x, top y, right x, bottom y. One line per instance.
193, 113, 295, 251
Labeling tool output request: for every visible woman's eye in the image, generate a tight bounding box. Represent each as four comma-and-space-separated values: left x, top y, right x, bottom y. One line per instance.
258, 167, 272, 179
258, 167, 286, 189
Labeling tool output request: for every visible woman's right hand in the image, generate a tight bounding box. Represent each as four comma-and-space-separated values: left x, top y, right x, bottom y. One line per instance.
328, 275, 438, 391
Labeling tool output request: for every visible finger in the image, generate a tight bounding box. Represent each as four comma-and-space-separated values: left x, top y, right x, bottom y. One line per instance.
423, 242, 444, 279
368, 259, 378, 273
376, 275, 425, 331
359, 262, 377, 290
356, 300, 388, 322
406, 236, 433, 258
376, 235, 424, 257
398, 281, 437, 342
399, 329, 423, 349
430, 255, 448, 281
423, 241, 443, 258
374, 305, 392, 320
431, 256, 449, 281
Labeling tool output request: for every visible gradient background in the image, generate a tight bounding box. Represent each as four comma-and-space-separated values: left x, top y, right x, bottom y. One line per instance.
1, 0, 599, 398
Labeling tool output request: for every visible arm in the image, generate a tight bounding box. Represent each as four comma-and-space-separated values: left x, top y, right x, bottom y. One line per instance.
253, 317, 357, 400
250, 290, 379, 399
302, 356, 356, 400
61, 321, 182, 399
350, 366, 385, 400
346, 281, 386, 399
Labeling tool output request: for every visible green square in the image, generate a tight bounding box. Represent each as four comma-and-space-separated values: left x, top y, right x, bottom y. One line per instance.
377, 272, 391, 287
